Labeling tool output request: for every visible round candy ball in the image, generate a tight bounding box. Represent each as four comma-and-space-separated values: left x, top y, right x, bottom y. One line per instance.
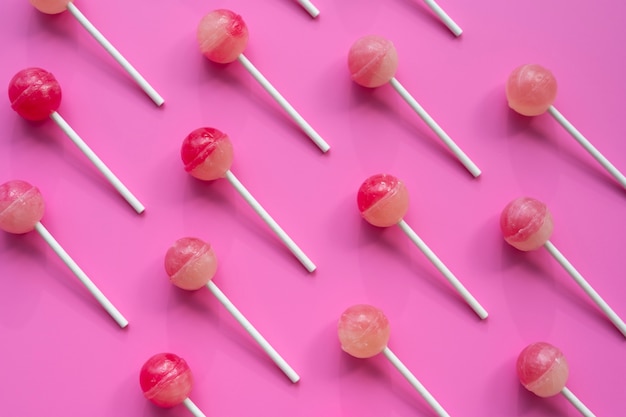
29, 0, 70, 14
348, 35, 398, 88
500, 197, 554, 251
181, 127, 234, 181
8, 67, 62, 121
0, 180, 45, 234
164, 237, 218, 291
197, 9, 249, 64
506, 64, 558, 116
338, 304, 390, 359
357, 174, 409, 227
140, 353, 194, 408
516, 342, 569, 398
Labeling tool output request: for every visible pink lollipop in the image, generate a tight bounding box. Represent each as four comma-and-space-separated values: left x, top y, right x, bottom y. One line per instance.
164, 237, 300, 382
506, 64, 626, 189
517, 342, 595, 416
501, 197, 626, 337
140, 353, 206, 417
357, 174, 488, 319
0, 180, 128, 327
8, 68, 145, 214
181, 127, 315, 273
338, 304, 451, 417
30, 0, 163, 105
196, 9, 329, 152
348, 35, 480, 177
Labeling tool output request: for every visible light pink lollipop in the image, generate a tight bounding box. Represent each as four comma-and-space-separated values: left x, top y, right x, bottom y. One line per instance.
338, 304, 451, 417
506, 64, 626, 189
0, 180, 128, 327
357, 174, 488, 319
501, 197, 626, 337
517, 342, 595, 416
29, 0, 163, 105
196, 9, 329, 152
348, 35, 480, 177
164, 237, 300, 382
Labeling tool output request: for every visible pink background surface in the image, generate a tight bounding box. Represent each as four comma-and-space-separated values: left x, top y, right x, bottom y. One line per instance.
1, 0, 625, 416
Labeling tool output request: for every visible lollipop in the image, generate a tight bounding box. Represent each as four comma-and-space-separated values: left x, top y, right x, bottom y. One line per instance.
196, 9, 329, 153
501, 197, 626, 337
30, 0, 163, 105
517, 342, 595, 416
164, 237, 300, 382
357, 174, 488, 319
181, 127, 315, 273
421, 0, 462, 36
8, 68, 145, 214
0, 180, 128, 327
506, 64, 626, 189
296, 0, 320, 18
338, 304, 451, 417
348, 35, 480, 177
140, 353, 206, 417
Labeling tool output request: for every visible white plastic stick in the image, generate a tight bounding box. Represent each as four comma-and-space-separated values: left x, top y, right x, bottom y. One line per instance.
389, 77, 481, 177
237, 54, 330, 153
561, 387, 596, 417
34, 222, 128, 328
50, 111, 146, 214
397, 219, 488, 319
296, 0, 320, 18
547, 106, 626, 189
544, 240, 626, 337
382, 347, 451, 417
182, 398, 207, 417
224, 170, 316, 273
206, 281, 300, 382
66, 2, 164, 106
422, 0, 463, 36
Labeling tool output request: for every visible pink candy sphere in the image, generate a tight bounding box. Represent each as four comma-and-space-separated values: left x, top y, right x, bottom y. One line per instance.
197, 9, 249, 64
517, 342, 569, 398
338, 304, 390, 359
140, 353, 194, 408
181, 127, 234, 181
0, 180, 45, 234
164, 237, 218, 291
8, 68, 62, 121
29, 0, 70, 14
506, 64, 558, 116
348, 35, 399, 88
500, 197, 554, 251
357, 174, 409, 227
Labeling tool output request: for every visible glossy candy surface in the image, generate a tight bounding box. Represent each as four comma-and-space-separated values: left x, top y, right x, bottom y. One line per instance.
517, 342, 569, 397
8, 68, 62, 121
140, 353, 194, 408
348, 35, 398, 88
197, 9, 249, 64
357, 174, 409, 227
0, 180, 45, 234
506, 64, 558, 116
181, 127, 234, 181
338, 304, 390, 358
500, 197, 554, 251
164, 237, 218, 291
29, 0, 70, 14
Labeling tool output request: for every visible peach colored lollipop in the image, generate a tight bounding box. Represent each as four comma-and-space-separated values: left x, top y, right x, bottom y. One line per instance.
338, 304, 451, 417
506, 64, 626, 189
164, 237, 300, 382
181, 127, 315, 273
30, 0, 163, 105
348, 35, 480, 177
357, 174, 488, 319
517, 342, 595, 416
197, 9, 329, 152
0, 180, 128, 327
501, 197, 626, 337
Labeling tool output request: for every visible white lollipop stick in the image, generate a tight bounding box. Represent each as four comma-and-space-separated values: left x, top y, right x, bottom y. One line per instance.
561, 387, 596, 417
388, 77, 481, 177
544, 240, 626, 337
182, 398, 207, 417
422, 0, 462, 36
547, 106, 626, 189
397, 219, 488, 319
296, 0, 320, 18
50, 111, 145, 214
34, 222, 128, 328
65, 2, 164, 106
236, 54, 330, 153
224, 170, 316, 273
206, 281, 300, 382
383, 347, 451, 417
